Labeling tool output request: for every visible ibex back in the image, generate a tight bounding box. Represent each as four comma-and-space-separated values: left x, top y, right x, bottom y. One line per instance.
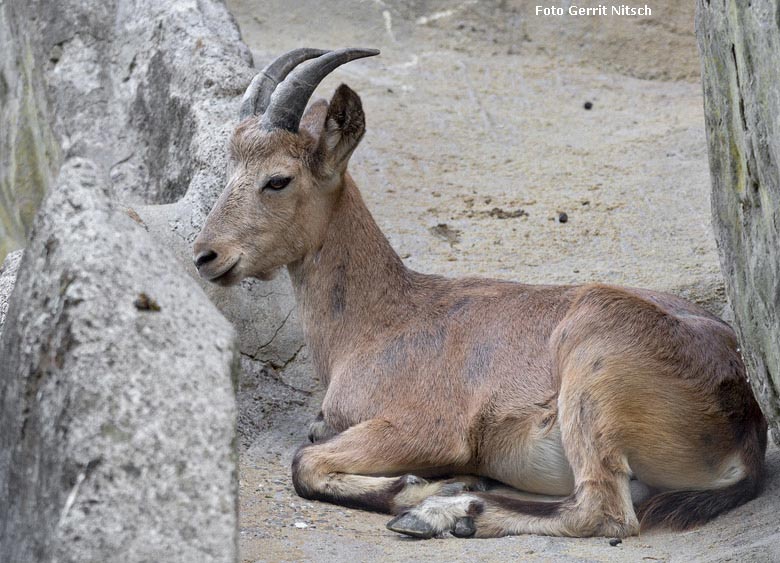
193, 48, 767, 539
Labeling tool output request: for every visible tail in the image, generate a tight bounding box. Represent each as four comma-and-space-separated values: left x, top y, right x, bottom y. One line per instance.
636, 474, 763, 531
638, 411, 767, 531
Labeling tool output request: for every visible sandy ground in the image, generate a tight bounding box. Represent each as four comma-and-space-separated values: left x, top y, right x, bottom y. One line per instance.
226, 1, 780, 561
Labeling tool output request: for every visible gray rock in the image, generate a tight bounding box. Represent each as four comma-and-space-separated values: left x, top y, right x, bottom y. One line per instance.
0, 0, 254, 252
0, 249, 23, 339
697, 0, 780, 443
0, 158, 239, 563
0, 0, 61, 259
40, 0, 253, 207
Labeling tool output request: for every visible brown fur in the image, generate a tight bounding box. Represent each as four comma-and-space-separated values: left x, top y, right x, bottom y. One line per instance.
194, 82, 768, 539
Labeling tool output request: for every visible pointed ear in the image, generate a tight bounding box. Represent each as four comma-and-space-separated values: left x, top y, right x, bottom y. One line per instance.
300, 99, 328, 140
317, 84, 365, 177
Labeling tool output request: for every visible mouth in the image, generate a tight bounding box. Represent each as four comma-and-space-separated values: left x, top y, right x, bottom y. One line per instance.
254, 268, 279, 282
205, 257, 241, 286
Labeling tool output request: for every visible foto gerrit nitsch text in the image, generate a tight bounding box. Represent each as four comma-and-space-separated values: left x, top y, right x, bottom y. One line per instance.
536, 4, 652, 16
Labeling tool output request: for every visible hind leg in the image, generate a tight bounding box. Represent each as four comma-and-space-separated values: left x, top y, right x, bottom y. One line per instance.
553, 364, 640, 537
388, 351, 640, 538
387, 376, 638, 538
388, 285, 763, 538
293, 418, 473, 513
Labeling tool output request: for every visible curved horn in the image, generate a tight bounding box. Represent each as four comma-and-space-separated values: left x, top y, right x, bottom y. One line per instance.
260, 47, 380, 132
239, 48, 330, 121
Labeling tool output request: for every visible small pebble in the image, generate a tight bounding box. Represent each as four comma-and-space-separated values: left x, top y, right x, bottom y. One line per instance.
584, 101, 593, 110
558, 212, 568, 223
609, 538, 622, 547
294, 521, 308, 529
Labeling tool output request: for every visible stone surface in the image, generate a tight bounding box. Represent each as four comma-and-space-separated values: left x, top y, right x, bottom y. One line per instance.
0, 0, 254, 256
0, 249, 23, 339
697, 0, 780, 444
0, 0, 61, 259
38, 0, 253, 207
0, 158, 239, 563
137, 208, 307, 379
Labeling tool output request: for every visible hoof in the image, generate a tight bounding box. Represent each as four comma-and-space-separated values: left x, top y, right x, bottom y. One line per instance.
386, 512, 437, 539
439, 482, 467, 496
402, 474, 427, 486
307, 419, 337, 443
452, 516, 476, 538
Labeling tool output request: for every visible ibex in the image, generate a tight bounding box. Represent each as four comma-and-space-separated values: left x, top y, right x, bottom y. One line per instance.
193, 48, 767, 539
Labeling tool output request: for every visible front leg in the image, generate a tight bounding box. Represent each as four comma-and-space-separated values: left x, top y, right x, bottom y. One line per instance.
293, 418, 472, 513
307, 410, 338, 443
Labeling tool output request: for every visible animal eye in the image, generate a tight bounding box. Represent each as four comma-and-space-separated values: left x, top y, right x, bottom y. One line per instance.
264, 176, 292, 191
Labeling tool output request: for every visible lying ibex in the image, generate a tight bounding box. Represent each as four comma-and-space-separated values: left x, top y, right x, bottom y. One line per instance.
193, 48, 767, 539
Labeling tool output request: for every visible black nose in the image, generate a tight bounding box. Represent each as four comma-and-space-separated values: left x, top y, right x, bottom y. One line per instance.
195, 249, 218, 268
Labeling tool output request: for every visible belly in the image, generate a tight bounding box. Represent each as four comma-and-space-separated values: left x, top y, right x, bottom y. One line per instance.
479, 422, 575, 496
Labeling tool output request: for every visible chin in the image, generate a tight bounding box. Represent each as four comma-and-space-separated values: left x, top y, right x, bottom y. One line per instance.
208, 262, 245, 287
212, 271, 243, 287
252, 268, 280, 282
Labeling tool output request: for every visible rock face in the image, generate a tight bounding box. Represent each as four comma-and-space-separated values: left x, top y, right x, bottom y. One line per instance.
0, 0, 252, 248
0, 1, 61, 260
19, 0, 253, 208
0, 249, 23, 339
697, 0, 780, 443
0, 158, 239, 562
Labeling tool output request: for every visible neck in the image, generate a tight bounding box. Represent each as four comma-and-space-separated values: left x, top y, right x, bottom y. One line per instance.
287, 174, 411, 380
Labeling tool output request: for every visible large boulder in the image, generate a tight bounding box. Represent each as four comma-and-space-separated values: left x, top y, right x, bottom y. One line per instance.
697, 0, 780, 442
0, 158, 239, 562
15, 0, 253, 207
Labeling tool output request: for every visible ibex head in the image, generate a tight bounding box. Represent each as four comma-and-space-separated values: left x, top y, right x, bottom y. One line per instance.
193, 48, 379, 285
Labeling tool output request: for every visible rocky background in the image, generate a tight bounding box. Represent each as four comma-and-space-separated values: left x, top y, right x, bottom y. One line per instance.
697, 0, 780, 447
1, 0, 779, 562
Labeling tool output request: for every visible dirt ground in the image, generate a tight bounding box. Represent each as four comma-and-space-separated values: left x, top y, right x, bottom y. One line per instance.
227, 1, 780, 561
